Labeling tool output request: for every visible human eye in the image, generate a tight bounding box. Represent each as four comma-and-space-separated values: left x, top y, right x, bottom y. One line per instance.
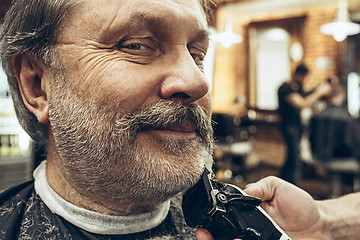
124, 43, 144, 50
189, 48, 206, 67
115, 38, 156, 56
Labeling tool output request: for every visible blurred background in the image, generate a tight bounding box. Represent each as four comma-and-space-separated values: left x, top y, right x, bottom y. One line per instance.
1, 0, 360, 200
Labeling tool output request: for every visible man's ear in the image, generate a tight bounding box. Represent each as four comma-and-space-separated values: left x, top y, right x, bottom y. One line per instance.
12, 54, 49, 125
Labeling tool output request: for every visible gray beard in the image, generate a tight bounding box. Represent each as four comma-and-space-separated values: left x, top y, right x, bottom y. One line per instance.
48, 79, 214, 213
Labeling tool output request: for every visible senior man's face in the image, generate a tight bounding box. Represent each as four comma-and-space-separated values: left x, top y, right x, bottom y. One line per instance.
48, 0, 213, 212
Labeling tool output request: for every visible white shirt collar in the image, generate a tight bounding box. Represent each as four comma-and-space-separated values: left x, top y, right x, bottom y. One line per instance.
33, 161, 170, 235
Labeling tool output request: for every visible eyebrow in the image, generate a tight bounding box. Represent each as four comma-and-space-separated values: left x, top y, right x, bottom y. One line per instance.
125, 13, 210, 43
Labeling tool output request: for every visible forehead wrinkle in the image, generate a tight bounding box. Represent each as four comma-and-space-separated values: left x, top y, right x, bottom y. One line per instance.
59, 0, 208, 44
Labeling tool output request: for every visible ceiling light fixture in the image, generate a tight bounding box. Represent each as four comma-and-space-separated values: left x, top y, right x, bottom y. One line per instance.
212, 18, 243, 48
320, 0, 360, 42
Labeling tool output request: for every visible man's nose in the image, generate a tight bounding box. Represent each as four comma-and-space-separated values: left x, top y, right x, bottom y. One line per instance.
159, 49, 210, 104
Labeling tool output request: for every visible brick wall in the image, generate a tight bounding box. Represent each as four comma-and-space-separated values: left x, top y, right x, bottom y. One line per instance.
304, 6, 340, 87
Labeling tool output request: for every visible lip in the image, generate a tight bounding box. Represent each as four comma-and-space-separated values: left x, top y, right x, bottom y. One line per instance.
161, 125, 197, 132
148, 124, 198, 140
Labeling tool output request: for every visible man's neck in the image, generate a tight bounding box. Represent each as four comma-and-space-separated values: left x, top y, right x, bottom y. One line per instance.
34, 161, 171, 235
46, 157, 119, 215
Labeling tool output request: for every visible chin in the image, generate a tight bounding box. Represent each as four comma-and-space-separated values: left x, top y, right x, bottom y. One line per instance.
132, 141, 208, 196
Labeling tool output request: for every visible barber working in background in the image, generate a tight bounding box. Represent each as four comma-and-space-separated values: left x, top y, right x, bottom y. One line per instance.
277, 64, 332, 184
0, 0, 216, 239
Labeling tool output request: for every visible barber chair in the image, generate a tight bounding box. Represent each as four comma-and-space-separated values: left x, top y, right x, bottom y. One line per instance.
212, 113, 256, 180
307, 108, 360, 197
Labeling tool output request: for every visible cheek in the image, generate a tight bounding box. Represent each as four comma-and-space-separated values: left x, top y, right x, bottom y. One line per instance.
62, 57, 159, 113
88, 78, 153, 118
97, 74, 158, 112
58, 47, 158, 104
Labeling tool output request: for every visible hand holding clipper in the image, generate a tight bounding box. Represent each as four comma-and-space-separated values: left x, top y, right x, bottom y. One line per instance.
182, 168, 292, 240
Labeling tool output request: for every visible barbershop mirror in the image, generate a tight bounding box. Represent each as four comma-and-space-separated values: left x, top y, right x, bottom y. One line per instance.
255, 27, 291, 110
248, 17, 305, 111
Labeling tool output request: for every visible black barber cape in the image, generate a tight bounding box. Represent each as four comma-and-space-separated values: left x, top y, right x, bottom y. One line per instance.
0, 180, 196, 240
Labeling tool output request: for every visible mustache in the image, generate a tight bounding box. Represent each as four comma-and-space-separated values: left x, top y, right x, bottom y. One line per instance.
115, 100, 214, 146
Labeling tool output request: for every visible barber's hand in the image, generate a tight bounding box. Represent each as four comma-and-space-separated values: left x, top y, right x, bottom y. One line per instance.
316, 82, 333, 97
244, 176, 326, 239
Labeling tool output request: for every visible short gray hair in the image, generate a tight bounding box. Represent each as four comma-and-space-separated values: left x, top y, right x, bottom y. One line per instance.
0, 0, 213, 146
0, 0, 80, 145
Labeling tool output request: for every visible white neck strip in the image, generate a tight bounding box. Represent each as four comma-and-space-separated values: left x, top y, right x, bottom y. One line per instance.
33, 161, 170, 235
